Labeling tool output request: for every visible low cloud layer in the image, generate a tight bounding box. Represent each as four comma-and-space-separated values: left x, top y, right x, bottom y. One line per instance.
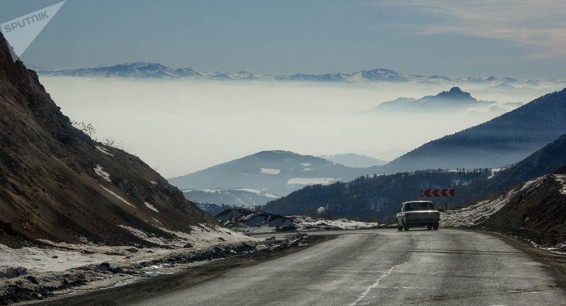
40, 76, 562, 177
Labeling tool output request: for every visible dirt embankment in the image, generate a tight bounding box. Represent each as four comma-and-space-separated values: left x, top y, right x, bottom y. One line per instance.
442, 170, 566, 251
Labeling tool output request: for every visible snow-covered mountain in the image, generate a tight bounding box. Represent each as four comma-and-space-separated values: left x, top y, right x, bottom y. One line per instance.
274, 68, 406, 82
168, 151, 373, 205
33, 62, 564, 86
38, 62, 180, 78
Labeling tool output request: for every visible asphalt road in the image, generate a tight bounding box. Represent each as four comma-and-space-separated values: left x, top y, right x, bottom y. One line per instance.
133, 229, 565, 305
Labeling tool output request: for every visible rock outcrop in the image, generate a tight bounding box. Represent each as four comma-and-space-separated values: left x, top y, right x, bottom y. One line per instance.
0, 33, 214, 248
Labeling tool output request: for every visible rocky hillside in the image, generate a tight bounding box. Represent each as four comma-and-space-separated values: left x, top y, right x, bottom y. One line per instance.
378, 88, 566, 172
0, 33, 214, 248
443, 167, 566, 249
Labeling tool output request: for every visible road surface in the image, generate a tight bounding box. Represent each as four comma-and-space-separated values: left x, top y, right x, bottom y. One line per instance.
134, 229, 565, 305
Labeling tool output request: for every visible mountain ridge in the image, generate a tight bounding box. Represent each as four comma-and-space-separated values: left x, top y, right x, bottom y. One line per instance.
32, 62, 564, 86
320, 153, 387, 168
168, 150, 373, 200
263, 132, 566, 220
374, 86, 494, 112
377, 88, 566, 172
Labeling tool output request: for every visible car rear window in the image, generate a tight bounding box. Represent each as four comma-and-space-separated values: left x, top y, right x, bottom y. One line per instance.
405, 202, 434, 211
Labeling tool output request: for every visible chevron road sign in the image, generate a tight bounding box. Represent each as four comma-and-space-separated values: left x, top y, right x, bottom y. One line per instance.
421, 188, 456, 197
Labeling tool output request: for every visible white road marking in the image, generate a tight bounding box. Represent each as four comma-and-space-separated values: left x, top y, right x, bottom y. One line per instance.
349, 264, 402, 306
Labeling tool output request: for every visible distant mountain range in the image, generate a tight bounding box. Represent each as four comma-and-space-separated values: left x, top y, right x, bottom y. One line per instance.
170, 88, 566, 209
33, 62, 564, 85
263, 132, 566, 220
168, 151, 373, 206
379, 88, 566, 172
263, 88, 566, 218
373, 87, 498, 112
176, 152, 384, 207
319, 153, 387, 168
183, 188, 280, 208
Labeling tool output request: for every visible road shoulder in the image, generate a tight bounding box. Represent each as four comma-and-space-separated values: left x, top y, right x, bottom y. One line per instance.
29, 234, 334, 305
473, 230, 566, 291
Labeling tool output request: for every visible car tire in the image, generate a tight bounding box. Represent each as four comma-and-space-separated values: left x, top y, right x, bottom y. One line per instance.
427, 225, 432, 230
433, 223, 439, 230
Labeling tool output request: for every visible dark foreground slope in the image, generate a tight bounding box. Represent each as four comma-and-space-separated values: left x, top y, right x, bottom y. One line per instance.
0, 33, 213, 248
379, 88, 566, 172
482, 168, 566, 247
443, 167, 566, 249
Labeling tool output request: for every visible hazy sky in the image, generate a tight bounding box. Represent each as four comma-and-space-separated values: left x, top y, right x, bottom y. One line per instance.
3, 1, 565, 178
1, 0, 566, 78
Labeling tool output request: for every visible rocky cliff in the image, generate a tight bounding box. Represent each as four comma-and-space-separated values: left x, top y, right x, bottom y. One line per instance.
0, 33, 214, 248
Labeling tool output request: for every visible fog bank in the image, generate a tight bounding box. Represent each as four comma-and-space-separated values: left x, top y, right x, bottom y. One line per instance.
40, 77, 562, 177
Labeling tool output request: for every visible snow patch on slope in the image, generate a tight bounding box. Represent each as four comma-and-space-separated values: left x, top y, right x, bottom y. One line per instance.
94, 164, 111, 182
233, 188, 280, 199
441, 178, 542, 227
554, 174, 566, 195
202, 189, 218, 193
118, 224, 252, 248
260, 168, 280, 175
99, 185, 135, 208
144, 202, 159, 213
96, 146, 114, 156
287, 177, 337, 185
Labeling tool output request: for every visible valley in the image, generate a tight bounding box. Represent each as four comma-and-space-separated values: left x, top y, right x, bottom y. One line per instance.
1, 4, 566, 303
